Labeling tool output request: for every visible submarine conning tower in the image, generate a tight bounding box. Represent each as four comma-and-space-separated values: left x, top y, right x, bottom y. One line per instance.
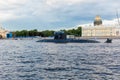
54, 31, 67, 40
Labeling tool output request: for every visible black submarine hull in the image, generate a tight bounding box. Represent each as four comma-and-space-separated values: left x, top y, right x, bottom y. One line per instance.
37, 39, 100, 43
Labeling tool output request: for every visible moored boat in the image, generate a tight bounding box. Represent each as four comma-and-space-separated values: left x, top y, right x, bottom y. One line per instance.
105, 38, 112, 43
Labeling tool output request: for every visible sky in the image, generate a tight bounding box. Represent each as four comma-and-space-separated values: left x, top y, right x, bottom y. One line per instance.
0, 0, 120, 31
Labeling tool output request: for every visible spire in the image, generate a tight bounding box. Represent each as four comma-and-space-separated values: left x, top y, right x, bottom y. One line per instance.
116, 10, 120, 26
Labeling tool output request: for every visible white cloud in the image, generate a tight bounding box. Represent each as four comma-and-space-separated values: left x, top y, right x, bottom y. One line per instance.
45, 0, 84, 6
0, 0, 120, 21
0, 0, 120, 30
103, 18, 120, 26
0, 0, 28, 22
78, 18, 120, 28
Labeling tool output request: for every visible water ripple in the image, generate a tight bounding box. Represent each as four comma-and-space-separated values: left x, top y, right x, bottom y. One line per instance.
0, 40, 120, 80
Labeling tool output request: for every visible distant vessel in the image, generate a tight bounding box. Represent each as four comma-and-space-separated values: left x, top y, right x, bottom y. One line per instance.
105, 38, 112, 43
37, 31, 100, 43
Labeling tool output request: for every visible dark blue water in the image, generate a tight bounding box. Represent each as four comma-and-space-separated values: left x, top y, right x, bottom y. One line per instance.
0, 39, 120, 80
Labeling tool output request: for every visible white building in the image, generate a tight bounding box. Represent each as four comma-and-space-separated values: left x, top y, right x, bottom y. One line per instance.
82, 15, 120, 38
0, 26, 9, 38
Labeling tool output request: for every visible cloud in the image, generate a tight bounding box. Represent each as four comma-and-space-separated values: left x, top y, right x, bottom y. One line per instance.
0, 0, 120, 30
103, 18, 120, 26
0, 0, 28, 22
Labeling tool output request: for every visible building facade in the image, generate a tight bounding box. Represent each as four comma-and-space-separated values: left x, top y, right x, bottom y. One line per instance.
0, 26, 10, 38
82, 15, 120, 38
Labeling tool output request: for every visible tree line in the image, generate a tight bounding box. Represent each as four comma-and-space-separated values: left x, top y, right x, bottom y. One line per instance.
12, 27, 82, 37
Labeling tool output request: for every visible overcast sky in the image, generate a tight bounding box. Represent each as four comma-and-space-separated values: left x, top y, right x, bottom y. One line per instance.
0, 0, 120, 31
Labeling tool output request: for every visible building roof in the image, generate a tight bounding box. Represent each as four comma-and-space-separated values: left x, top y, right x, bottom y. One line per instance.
94, 15, 102, 26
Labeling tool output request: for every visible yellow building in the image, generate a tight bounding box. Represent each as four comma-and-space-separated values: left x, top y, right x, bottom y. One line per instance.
82, 15, 120, 38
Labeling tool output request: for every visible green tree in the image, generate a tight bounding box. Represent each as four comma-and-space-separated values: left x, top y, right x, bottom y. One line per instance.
42, 30, 54, 37
76, 26, 82, 36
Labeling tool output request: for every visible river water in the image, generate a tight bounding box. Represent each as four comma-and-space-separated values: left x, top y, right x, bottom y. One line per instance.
0, 39, 120, 80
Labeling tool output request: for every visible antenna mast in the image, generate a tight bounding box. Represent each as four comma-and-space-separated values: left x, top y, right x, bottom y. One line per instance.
116, 10, 120, 26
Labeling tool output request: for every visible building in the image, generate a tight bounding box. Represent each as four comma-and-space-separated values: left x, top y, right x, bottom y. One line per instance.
82, 15, 120, 38
94, 15, 102, 26
0, 26, 12, 38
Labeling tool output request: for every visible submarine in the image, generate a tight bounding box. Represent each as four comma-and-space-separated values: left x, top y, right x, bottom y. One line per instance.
37, 31, 100, 43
